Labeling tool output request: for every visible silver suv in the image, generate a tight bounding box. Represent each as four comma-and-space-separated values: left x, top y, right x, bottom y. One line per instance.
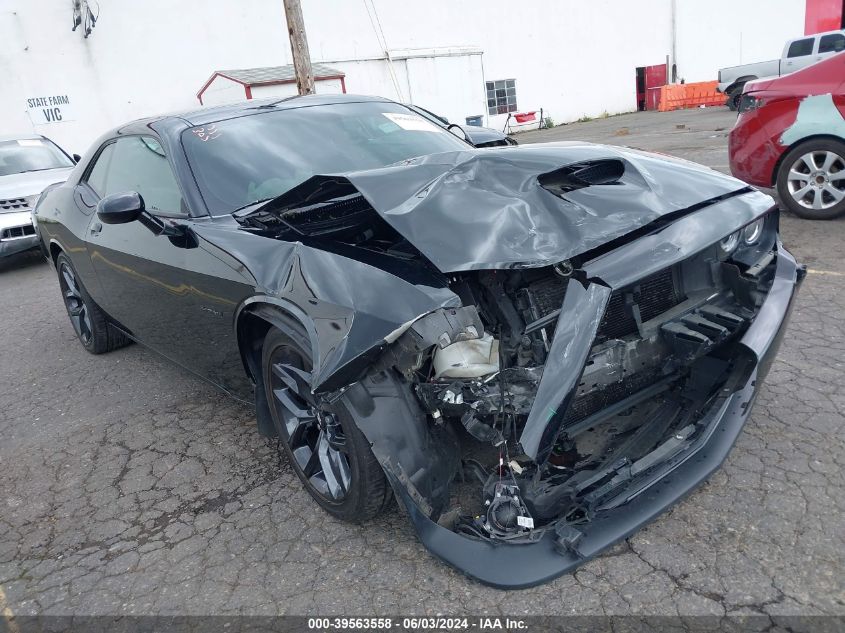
0, 134, 75, 258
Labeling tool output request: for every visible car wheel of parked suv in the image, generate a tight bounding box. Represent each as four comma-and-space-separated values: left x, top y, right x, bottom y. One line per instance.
261, 325, 393, 522
777, 138, 845, 220
56, 253, 130, 354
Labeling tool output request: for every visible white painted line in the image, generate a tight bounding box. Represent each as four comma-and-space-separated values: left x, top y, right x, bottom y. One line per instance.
808, 268, 845, 277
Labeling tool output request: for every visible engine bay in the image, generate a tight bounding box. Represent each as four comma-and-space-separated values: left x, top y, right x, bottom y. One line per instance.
391, 231, 778, 543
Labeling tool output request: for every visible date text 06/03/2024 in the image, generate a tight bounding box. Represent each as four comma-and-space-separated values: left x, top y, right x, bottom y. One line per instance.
306, 617, 529, 630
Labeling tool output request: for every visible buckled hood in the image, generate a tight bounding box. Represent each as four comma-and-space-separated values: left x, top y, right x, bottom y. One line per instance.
249, 143, 749, 272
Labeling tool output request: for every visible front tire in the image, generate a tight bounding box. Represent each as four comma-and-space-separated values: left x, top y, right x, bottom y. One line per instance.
776, 138, 845, 220
261, 326, 392, 522
56, 253, 129, 354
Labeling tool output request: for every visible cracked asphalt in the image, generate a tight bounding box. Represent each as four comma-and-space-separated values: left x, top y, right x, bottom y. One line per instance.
1, 108, 843, 621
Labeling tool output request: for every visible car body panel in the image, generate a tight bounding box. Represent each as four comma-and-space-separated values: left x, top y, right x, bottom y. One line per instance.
0, 167, 74, 203
729, 52, 845, 187
257, 143, 749, 273
35, 94, 803, 587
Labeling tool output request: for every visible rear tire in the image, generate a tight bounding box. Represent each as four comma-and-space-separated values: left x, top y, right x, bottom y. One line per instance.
776, 138, 845, 220
261, 325, 392, 523
726, 88, 742, 111
56, 253, 130, 354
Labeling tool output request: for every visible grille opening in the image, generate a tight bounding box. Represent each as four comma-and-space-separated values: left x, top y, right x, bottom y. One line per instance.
1, 225, 36, 239
596, 266, 682, 341
0, 198, 30, 211
564, 370, 662, 425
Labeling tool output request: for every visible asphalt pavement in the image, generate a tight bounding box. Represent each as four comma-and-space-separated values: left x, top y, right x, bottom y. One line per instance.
0, 107, 842, 622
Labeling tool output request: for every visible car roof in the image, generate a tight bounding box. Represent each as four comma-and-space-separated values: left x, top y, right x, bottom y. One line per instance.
113, 93, 395, 136
0, 133, 44, 143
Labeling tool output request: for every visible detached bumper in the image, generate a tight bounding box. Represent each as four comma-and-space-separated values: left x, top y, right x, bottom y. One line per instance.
398, 246, 804, 589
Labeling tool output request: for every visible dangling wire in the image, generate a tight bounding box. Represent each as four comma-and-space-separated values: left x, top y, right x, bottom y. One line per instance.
495, 325, 521, 487
71, 0, 99, 38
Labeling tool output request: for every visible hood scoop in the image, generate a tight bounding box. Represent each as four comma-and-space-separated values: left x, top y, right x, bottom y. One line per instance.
538, 159, 625, 195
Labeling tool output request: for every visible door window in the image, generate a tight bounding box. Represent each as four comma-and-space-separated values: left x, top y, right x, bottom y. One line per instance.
819, 33, 845, 54
85, 143, 115, 197
85, 136, 183, 214
787, 38, 815, 57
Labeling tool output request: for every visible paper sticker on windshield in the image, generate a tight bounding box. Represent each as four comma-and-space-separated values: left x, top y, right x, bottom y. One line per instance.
382, 112, 440, 132
17, 139, 44, 147
190, 124, 221, 142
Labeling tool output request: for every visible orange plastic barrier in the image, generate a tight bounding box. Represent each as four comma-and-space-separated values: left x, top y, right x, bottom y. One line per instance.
657, 81, 724, 112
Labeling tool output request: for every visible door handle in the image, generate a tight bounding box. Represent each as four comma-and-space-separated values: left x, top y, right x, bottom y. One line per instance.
90, 222, 103, 235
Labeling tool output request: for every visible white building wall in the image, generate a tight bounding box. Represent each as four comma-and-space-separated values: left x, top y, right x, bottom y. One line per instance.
305, 0, 673, 128
0, 0, 806, 156
0, 0, 295, 154
674, 0, 806, 82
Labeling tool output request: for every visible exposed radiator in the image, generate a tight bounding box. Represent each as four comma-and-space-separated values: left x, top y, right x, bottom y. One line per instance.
597, 267, 681, 341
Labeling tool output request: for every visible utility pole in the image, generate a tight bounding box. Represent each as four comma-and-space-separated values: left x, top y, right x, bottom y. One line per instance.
283, 0, 315, 95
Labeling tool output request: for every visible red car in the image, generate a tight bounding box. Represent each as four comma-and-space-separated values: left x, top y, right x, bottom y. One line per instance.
729, 51, 845, 219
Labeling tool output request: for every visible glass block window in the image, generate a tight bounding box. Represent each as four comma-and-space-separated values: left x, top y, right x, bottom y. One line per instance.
486, 79, 517, 115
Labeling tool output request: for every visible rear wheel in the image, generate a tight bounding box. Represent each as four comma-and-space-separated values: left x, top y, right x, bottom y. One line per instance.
56, 253, 129, 354
776, 138, 845, 220
261, 326, 392, 522
726, 87, 743, 111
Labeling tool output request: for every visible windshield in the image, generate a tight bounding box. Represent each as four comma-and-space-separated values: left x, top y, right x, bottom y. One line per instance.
182, 101, 469, 215
0, 138, 74, 177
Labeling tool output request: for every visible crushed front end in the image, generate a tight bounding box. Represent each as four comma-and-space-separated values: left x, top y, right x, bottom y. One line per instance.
240, 147, 804, 588
374, 192, 803, 588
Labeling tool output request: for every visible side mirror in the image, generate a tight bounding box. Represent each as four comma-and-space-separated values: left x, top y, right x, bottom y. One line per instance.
72, 153, 82, 163
447, 123, 469, 143
97, 191, 144, 225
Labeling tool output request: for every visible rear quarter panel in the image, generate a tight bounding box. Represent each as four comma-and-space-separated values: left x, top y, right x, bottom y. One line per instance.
34, 183, 103, 298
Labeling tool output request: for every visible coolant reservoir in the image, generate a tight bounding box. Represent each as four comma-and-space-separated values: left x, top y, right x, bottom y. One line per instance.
432, 333, 499, 379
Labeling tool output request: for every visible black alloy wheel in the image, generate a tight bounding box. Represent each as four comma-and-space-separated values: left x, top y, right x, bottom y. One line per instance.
58, 260, 93, 347
262, 326, 392, 522
270, 347, 352, 501
55, 252, 129, 354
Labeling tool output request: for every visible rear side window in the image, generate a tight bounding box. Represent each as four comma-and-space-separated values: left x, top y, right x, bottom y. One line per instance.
86, 143, 115, 196
85, 136, 183, 214
819, 33, 845, 54
787, 38, 815, 57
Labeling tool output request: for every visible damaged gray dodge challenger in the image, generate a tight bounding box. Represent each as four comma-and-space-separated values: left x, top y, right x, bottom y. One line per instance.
35, 95, 804, 588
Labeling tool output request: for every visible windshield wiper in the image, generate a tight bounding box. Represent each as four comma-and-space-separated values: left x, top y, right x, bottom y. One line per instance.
14, 167, 65, 174
231, 198, 275, 216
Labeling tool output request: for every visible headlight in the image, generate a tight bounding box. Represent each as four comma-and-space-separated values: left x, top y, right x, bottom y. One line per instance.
743, 218, 764, 245
719, 230, 741, 255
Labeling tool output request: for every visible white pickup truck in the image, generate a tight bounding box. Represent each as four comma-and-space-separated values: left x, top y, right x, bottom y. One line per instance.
718, 29, 845, 109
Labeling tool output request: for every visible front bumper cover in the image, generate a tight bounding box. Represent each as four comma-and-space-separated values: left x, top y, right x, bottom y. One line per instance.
0, 234, 39, 257
395, 245, 804, 589
0, 210, 39, 258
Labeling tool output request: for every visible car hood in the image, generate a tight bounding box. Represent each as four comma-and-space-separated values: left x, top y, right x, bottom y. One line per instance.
248, 143, 749, 272
0, 167, 74, 201
463, 125, 510, 146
